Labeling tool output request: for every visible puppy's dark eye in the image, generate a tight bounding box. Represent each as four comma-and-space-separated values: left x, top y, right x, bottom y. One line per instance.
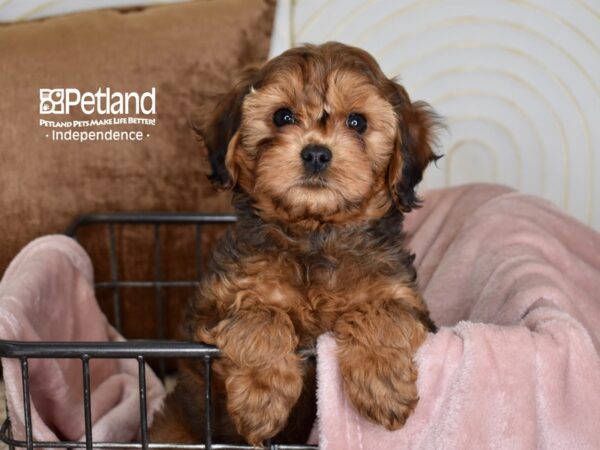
273, 108, 296, 127
346, 113, 367, 134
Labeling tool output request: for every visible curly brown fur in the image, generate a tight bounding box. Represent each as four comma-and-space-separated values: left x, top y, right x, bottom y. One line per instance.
150, 42, 439, 447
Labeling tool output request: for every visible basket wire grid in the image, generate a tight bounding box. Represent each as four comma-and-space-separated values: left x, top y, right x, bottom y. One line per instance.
0, 213, 318, 450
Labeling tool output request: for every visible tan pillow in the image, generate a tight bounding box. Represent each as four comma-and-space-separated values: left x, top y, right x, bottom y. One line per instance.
0, 0, 274, 273
0, 0, 275, 347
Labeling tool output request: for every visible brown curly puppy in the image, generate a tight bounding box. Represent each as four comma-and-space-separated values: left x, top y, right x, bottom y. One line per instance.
150, 42, 439, 447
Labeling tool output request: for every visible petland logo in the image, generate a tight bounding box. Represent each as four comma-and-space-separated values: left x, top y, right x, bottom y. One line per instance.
39, 87, 157, 142
39, 87, 156, 115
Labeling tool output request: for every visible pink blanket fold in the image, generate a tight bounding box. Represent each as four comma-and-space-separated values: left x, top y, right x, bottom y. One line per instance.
0, 235, 165, 445
316, 184, 600, 450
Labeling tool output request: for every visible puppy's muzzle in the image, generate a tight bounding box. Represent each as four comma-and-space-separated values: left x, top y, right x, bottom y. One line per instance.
301, 144, 332, 175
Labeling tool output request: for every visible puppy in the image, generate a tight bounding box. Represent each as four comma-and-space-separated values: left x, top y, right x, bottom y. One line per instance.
150, 42, 439, 447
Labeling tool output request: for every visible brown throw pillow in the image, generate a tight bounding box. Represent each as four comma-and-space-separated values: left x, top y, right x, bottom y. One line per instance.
0, 0, 275, 346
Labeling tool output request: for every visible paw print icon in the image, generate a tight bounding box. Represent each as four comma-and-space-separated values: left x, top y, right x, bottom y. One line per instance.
39, 89, 65, 114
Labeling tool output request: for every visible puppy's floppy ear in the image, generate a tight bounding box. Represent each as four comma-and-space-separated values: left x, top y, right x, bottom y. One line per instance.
192, 66, 259, 189
386, 80, 441, 212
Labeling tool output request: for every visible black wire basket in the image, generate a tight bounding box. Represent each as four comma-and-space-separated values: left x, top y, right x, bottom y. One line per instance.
0, 213, 318, 450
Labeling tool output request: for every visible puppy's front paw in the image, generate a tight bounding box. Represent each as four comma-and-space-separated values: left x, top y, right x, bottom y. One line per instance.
339, 345, 419, 430
225, 357, 303, 446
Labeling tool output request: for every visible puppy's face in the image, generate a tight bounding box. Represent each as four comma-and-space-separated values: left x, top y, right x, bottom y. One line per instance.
197, 43, 439, 226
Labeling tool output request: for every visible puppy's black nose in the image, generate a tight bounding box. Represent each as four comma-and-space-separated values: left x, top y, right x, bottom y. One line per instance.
301, 145, 332, 174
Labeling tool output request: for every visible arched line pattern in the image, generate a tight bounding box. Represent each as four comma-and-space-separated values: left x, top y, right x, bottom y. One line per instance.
295, 6, 596, 221
343, 0, 598, 69
444, 139, 500, 185
286, 0, 598, 224
412, 67, 574, 197
352, 0, 438, 43
294, 1, 340, 39
388, 42, 593, 221
333, 2, 600, 65
332, 12, 596, 222
441, 113, 524, 190
374, 17, 600, 99
329, 0, 380, 41
577, 0, 600, 21
509, 0, 600, 53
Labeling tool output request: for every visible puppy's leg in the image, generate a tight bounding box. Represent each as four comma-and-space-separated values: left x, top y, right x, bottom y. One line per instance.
198, 301, 303, 446
149, 362, 245, 446
334, 293, 430, 430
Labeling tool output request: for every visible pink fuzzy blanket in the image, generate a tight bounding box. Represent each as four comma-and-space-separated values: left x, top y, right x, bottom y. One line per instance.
316, 184, 600, 449
0, 236, 165, 445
